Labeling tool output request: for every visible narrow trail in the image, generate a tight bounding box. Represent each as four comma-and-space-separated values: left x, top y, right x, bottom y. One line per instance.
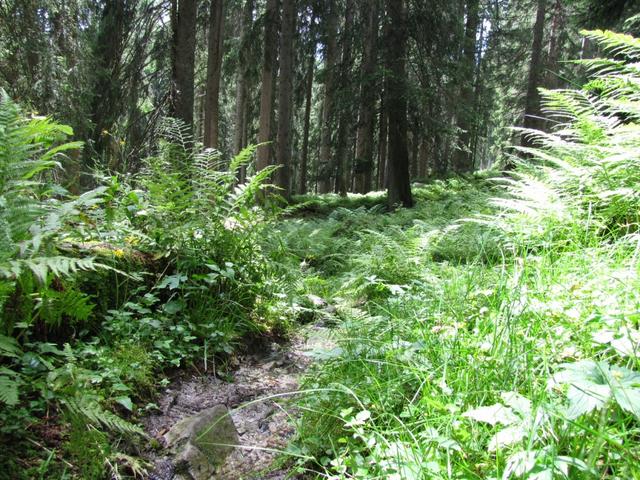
142, 321, 335, 480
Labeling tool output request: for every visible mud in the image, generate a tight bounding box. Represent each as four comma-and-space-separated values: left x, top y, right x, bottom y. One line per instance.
143, 324, 336, 480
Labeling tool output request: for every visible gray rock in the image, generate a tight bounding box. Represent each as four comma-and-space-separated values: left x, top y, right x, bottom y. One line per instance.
164, 405, 239, 480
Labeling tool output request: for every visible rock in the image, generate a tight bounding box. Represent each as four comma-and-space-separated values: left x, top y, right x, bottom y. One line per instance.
164, 405, 239, 480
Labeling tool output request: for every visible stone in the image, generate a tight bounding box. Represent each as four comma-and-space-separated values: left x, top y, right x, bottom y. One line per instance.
164, 405, 239, 480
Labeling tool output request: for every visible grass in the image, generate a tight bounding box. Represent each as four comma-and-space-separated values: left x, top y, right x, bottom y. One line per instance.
267, 176, 640, 479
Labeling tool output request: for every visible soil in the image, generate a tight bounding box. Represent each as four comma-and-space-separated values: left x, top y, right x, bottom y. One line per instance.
142, 323, 336, 480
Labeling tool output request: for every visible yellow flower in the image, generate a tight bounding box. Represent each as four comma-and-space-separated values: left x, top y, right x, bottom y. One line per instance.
113, 249, 125, 258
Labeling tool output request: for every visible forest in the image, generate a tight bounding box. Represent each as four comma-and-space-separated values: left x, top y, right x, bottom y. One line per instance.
2, 0, 640, 478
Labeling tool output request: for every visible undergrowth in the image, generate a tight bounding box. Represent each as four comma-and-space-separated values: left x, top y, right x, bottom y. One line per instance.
273, 30, 640, 479
0, 95, 288, 478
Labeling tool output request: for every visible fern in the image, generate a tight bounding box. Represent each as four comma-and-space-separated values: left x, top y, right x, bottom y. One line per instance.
0, 375, 19, 406
1, 256, 99, 283
64, 396, 144, 435
483, 31, 640, 247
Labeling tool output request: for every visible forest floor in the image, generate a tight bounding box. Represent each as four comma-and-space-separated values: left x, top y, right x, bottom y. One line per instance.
142, 322, 336, 479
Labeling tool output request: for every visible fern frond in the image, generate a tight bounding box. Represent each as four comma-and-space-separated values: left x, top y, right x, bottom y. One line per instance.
0, 334, 22, 358
1, 256, 98, 283
583, 30, 640, 59
64, 397, 144, 435
0, 375, 20, 406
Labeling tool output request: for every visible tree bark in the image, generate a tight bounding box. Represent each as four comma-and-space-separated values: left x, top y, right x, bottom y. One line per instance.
521, 0, 547, 148
170, 0, 198, 135
377, 87, 388, 190
354, 0, 379, 194
418, 137, 428, 178
452, 0, 480, 173
384, 0, 413, 207
91, 0, 131, 163
233, 0, 254, 183
275, 0, 296, 197
334, 0, 355, 196
204, 0, 225, 149
545, 0, 564, 91
317, 0, 338, 194
299, 52, 314, 195
256, 0, 279, 172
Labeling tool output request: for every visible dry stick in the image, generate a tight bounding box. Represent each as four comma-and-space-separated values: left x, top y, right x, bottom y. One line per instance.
26, 437, 75, 469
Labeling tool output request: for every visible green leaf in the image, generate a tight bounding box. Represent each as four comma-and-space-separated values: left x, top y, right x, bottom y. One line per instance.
462, 403, 519, 426
115, 396, 134, 412
566, 383, 609, 419
488, 425, 527, 451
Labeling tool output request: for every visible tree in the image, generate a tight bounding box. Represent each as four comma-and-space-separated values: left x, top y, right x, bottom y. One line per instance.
384, 0, 413, 207
171, 0, 198, 135
453, 0, 480, 172
354, 0, 379, 194
377, 87, 388, 190
233, 0, 255, 155
275, 0, 297, 197
317, 0, 339, 193
334, 0, 355, 196
299, 46, 315, 194
204, 0, 225, 149
522, 0, 547, 147
89, 1, 133, 165
256, 0, 279, 173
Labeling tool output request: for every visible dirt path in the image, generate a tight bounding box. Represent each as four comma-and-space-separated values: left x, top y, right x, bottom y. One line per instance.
143, 323, 335, 480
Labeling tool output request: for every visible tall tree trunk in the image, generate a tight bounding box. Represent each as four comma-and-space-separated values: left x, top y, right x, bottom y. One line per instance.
377, 88, 388, 190
299, 53, 314, 194
171, 0, 198, 135
91, 0, 130, 164
384, 0, 412, 207
354, 0, 379, 194
521, 0, 547, 148
275, 0, 296, 197
335, 0, 355, 196
233, 0, 254, 183
317, 0, 338, 193
418, 137, 428, 178
256, 0, 279, 172
452, 0, 480, 173
204, 0, 225, 149
410, 130, 419, 179
545, 0, 564, 91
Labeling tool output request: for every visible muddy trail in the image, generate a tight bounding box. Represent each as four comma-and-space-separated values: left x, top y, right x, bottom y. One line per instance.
142, 321, 336, 480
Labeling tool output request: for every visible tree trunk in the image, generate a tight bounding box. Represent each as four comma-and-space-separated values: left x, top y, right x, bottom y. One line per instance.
384, 0, 413, 207
275, 0, 296, 197
418, 137, 428, 178
317, 0, 338, 194
452, 0, 480, 173
410, 130, 419, 179
377, 88, 388, 190
233, 0, 254, 184
545, 0, 564, 91
354, 0, 379, 194
91, 1, 130, 164
335, 0, 355, 196
256, 0, 279, 172
171, 0, 198, 135
299, 53, 314, 195
204, 0, 225, 149
521, 0, 547, 148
